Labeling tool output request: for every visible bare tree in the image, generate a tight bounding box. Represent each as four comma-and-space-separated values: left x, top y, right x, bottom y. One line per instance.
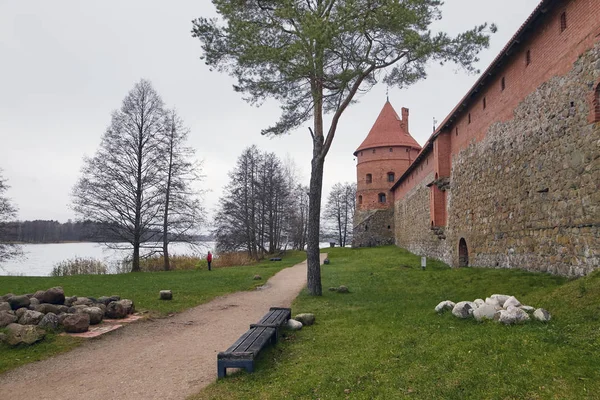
323, 182, 356, 247
160, 110, 206, 270
287, 184, 310, 250
214, 146, 293, 257
72, 80, 166, 272
0, 169, 21, 264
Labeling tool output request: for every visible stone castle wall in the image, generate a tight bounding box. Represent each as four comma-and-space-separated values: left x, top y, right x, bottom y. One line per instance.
352, 209, 395, 247
394, 43, 600, 276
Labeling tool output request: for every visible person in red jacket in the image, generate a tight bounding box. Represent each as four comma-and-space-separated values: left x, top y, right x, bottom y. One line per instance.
207, 251, 213, 271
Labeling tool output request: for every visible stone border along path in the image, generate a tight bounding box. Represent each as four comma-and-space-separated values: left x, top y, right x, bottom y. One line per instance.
0, 254, 327, 400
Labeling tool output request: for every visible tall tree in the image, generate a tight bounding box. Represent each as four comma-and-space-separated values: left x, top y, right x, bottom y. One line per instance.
160, 110, 206, 270
323, 182, 356, 247
193, 0, 495, 294
0, 170, 21, 264
72, 80, 166, 272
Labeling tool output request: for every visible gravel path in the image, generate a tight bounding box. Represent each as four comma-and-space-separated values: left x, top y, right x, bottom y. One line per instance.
0, 255, 326, 400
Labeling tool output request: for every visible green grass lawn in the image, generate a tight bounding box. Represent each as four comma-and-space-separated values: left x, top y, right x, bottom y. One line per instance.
0, 250, 306, 374
192, 246, 600, 400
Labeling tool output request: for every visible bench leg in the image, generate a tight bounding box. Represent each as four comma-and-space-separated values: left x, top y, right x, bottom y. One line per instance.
217, 361, 227, 378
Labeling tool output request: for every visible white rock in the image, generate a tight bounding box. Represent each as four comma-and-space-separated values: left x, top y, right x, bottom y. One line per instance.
520, 305, 535, 313
286, 319, 303, 331
503, 296, 522, 309
494, 308, 530, 325
473, 305, 497, 321
474, 299, 485, 307
434, 300, 456, 313
452, 301, 477, 319
491, 294, 511, 307
533, 308, 551, 322
485, 297, 500, 307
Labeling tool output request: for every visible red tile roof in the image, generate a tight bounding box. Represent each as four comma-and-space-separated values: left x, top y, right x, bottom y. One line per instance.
354, 101, 422, 155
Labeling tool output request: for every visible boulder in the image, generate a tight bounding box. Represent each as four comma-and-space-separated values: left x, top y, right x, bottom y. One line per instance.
328, 287, 338, 292
473, 305, 497, 321
42, 287, 66, 305
253, 275, 262, 280
286, 319, 303, 331
0, 333, 5, 343
8, 295, 30, 310
490, 294, 511, 307
108, 295, 121, 302
97, 296, 112, 306
35, 303, 62, 315
159, 290, 172, 300
105, 302, 127, 319
93, 303, 106, 314
494, 308, 530, 325
57, 313, 70, 325
520, 305, 535, 313
38, 312, 60, 330
452, 301, 477, 319
0, 302, 11, 312
29, 298, 40, 307
78, 307, 104, 325
5, 323, 46, 346
485, 297, 501, 308
63, 296, 77, 307
18, 310, 45, 325
68, 305, 90, 314
474, 298, 485, 307
293, 313, 315, 326
33, 290, 46, 301
533, 308, 551, 322
15, 307, 28, 319
72, 297, 93, 306
434, 300, 456, 313
503, 296, 522, 309
0, 310, 18, 328
0, 293, 15, 302
337, 285, 350, 293
119, 299, 135, 314
62, 313, 90, 333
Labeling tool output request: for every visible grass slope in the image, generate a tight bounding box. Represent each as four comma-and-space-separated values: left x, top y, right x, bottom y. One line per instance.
193, 246, 600, 400
0, 251, 306, 374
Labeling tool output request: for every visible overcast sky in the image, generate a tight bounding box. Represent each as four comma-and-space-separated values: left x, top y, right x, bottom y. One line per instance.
0, 0, 540, 223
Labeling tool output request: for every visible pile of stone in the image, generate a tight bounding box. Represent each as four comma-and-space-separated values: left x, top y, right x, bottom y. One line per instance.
0, 287, 135, 346
435, 294, 551, 325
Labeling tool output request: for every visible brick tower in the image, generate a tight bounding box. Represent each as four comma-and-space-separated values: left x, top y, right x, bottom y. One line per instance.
352, 100, 421, 247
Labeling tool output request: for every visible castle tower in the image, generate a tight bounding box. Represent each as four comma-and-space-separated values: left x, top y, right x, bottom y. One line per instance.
352, 100, 421, 247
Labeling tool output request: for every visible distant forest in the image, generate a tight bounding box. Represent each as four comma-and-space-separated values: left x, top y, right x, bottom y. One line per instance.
0, 220, 124, 243
0, 220, 211, 244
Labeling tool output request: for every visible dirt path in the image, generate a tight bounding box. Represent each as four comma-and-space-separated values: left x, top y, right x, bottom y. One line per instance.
0, 255, 326, 400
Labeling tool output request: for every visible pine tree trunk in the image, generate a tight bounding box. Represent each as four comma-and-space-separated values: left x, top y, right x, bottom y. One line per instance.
306, 136, 324, 295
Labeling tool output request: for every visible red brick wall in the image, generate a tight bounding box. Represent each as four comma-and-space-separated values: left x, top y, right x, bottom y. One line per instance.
394, 0, 600, 199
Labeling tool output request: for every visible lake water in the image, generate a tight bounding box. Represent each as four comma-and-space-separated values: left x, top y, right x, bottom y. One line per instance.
0, 242, 332, 276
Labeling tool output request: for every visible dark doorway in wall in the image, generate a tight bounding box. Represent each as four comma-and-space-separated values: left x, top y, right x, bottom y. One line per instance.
458, 238, 469, 267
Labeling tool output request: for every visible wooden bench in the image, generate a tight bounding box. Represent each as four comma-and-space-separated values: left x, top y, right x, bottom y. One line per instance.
217, 307, 291, 378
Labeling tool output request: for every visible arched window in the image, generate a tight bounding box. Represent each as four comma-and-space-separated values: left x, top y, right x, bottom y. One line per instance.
358, 195, 363, 205
366, 174, 372, 184
594, 83, 600, 122
560, 11, 567, 32
458, 238, 469, 267
378, 193, 386, 203
387, 172, 395, 182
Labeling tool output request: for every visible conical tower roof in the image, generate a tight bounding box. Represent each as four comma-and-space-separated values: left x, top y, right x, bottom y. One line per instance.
354, 101, 421, 154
